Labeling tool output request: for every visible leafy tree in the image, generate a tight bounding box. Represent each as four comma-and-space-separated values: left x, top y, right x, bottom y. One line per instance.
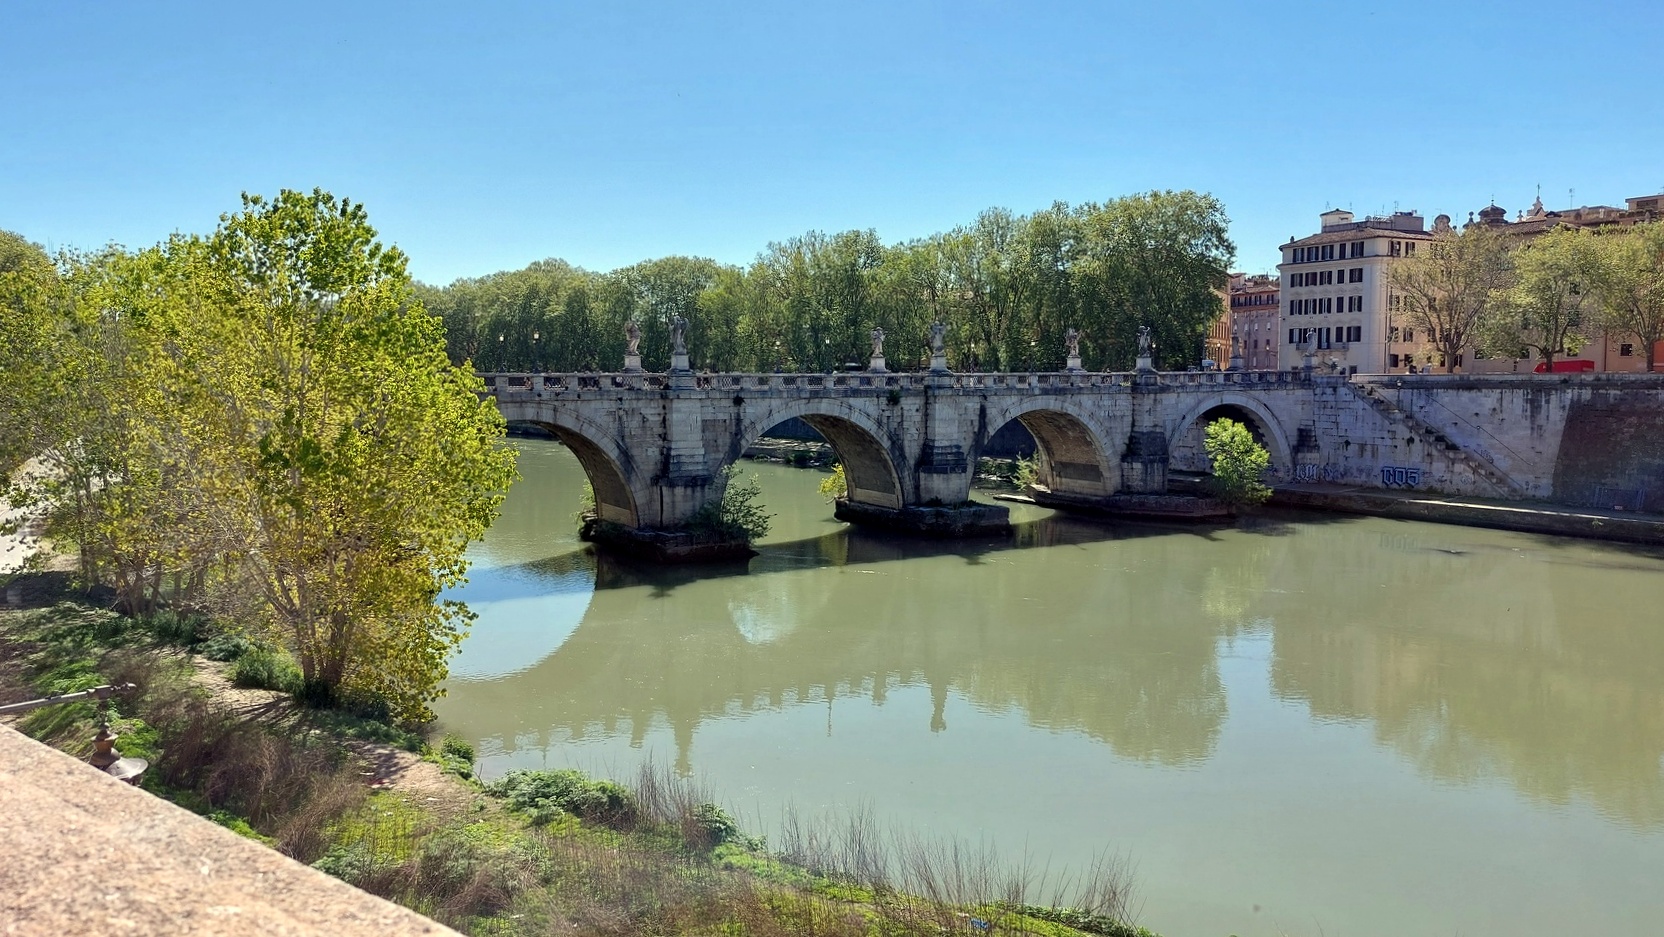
1590, 222, 1664, 372
1203, 419, 1271, 508
0, 230, 63, 472
1388, 224, 1514, 373
179, 189, 518, 717
1483, 225, 1601, 370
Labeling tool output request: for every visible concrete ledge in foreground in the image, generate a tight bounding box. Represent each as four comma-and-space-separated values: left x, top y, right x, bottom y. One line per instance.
0, 724, 458, 937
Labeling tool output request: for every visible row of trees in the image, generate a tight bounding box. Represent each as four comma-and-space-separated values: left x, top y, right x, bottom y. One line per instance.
0, 192, 517, 719
1390, 221, 1664, 372
424, 191, 1236, 374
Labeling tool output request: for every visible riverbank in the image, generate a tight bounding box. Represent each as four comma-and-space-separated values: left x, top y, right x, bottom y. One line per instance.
1150, 471, 1664, 546
1268, 482, 1664, 546
0, 585, 1157, 937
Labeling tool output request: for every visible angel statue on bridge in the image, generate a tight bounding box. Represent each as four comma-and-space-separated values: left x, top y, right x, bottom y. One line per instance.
670, 315, 688, 356
625, 320, 641, 356
928, 321, 947, 355
1065, 327, 1082, 358
870, 326, 885, 358
1137, 325, 1153, 358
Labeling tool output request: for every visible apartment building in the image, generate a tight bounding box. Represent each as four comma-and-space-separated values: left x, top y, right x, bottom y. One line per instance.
1276, 209, 1435, 372
1225, 273, 1279, 370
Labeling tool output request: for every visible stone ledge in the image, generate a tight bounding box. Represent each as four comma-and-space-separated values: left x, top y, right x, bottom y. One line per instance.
1270, 487, 1664, 545
578, 514, 755, 563
0, 725, 458, 937
833, 499, 1011, 536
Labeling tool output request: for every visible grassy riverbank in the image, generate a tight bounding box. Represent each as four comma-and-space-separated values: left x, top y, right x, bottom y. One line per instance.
0, 582, 1158, 937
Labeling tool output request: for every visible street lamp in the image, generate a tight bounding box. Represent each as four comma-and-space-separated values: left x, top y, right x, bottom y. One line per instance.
497, 333, 505, 371
532, 330, 541, 373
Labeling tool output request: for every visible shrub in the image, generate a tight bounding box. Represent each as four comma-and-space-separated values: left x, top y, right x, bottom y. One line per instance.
486, 769, 637, 827
435, 734, 476, 779
142, 610, 207, 647
818, 463, 847, 503
688, 802, 740, 850
684, 465, 773, 542
230, 645, 303, 693
198, 631, 255, 662
1203, 418, 1271, 508
1013, 454, 1041, 491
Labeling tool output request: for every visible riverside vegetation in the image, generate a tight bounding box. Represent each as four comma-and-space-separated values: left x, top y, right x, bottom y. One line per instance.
3, 190, 1209, 935
0, 591, 1159, 937
0, 195, 518, 721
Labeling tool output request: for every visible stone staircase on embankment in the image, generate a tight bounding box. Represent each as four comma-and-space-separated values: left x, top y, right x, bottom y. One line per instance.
1348, 382, 1530, 499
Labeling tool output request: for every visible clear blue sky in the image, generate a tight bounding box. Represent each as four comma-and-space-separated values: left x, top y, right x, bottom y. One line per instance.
4, 1, 1661, 284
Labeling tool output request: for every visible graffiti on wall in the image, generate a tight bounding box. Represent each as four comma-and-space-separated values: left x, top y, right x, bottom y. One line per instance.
1292, 463, 1345, 483
1381, 465, 1423, 487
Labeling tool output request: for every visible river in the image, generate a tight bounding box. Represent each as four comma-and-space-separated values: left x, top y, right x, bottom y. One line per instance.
432, 437, 1664, 937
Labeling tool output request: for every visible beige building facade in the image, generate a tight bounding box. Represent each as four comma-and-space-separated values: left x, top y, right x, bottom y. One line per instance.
1277, 209, 1434, 373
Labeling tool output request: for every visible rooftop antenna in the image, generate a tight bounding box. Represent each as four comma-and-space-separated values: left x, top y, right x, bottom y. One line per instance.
1569, 187, 1575, 208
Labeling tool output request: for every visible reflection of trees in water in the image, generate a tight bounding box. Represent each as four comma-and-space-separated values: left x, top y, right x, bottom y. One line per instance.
1261, 523, 1664, 828
446, 514, 1235, 772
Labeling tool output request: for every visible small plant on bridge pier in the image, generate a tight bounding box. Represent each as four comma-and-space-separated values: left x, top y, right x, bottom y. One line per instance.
1203, 419, 1272, 508
818, 463, 847, 503
686, 465, 774, 542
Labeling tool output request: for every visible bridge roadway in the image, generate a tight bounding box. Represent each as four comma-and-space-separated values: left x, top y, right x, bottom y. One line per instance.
481, 366, 1349, 551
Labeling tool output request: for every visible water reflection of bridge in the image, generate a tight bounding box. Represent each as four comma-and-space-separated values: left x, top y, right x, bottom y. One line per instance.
447, 515, 1664, 828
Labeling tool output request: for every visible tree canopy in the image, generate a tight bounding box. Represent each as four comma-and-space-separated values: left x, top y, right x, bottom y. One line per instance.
1388, 224, 1513, 373
1, 192, 517, 720
425, 191, 1236, 374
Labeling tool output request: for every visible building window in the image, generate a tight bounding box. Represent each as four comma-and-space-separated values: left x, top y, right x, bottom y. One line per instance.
1621, 343, 1635, 356
1347, 326, 1361, 342
1349, 267, 1363, 282
1403, 328, 1414, 342
1390, 241, 1401, 257
1390, 353, 1401, 368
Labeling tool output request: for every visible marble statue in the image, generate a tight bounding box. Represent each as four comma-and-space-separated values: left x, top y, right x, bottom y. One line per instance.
929, 321, 947, 355
670, 315, 688, 356
1137, 325, 1153, 358
870, 327, 885, 358
1065, 327, 1081, 358
625, 320, 641, 356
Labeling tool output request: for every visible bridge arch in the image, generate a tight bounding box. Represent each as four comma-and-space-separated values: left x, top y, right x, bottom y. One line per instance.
498, 401, 643, 527
1167, 392, 1294, 476
731, 400, 907, 511
975, 397, 1122, 499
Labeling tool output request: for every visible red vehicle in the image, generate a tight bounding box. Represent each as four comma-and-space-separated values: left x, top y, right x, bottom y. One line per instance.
1533, 359, 1596, 373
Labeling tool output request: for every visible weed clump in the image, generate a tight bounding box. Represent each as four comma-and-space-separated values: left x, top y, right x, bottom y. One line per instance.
486, 769, 637, 827
229, 645, 303, 693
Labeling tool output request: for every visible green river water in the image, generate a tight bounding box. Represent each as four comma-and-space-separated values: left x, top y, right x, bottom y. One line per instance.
432, 438, 1664, 937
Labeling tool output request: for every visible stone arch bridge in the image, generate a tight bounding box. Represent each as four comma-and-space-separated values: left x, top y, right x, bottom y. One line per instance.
480, 366, 1479, 542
